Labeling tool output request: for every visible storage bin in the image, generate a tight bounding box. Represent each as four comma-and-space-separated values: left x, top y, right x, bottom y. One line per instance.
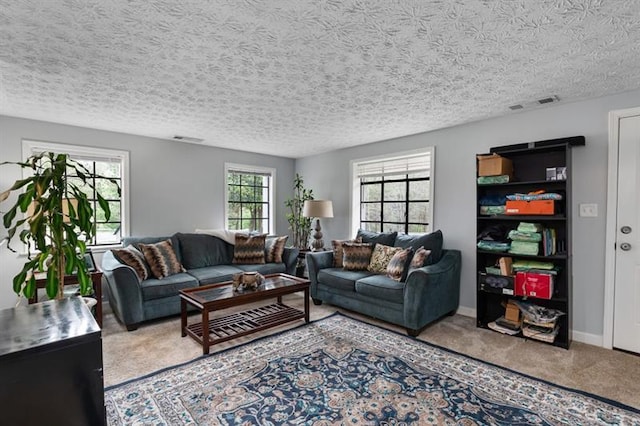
477, 154, 513, 177
505, 200, 555, 215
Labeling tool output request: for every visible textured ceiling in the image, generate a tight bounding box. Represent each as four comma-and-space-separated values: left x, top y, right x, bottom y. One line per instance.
1, 1, 639, 158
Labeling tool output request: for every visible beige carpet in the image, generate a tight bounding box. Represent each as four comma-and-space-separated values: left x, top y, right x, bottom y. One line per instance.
102, 293, 640, 410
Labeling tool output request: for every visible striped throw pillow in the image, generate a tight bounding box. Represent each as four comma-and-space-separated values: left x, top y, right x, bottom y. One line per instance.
367, 244, 403, 273
265, 235, 288, 263
331, 237, 362, 268
410, 246, 432, 268
233, 233, 267, 264
111, 245, 149, 281
139, 239, 185, 279
387, 247, 413, 282
342, 242, 374, 271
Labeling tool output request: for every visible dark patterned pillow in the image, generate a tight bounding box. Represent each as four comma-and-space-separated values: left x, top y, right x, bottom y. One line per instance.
410, 246, 432, 269
367, 244, 402, 273
331, 237, 362, 268
139, 239, 185, 279
387, 247, 414, 282
111, 245, 149, 281
342, 242, 374, 271
265, 235, 288, 263
233, 233, 267, 264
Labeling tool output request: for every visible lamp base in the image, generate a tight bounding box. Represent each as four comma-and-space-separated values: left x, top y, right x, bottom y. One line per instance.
310, 218, 324, 251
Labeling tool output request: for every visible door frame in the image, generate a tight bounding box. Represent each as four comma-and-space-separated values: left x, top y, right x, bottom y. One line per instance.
603, 106, 640, 349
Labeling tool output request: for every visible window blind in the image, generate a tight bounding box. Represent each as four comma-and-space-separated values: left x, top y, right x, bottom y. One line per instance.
355, 152, 431, 178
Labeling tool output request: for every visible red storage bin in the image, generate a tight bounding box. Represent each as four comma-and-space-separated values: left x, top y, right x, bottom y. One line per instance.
515, 272, 554, 299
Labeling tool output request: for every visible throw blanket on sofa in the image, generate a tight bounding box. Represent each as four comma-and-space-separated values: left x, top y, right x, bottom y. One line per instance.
194, 228, 242, 245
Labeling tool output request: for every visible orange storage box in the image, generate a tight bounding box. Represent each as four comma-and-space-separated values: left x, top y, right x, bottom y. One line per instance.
505, 200, 554, 215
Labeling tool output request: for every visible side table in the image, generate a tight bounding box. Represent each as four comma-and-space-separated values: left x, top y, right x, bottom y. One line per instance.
297, 249, 328, 278
28, 269, 103, 328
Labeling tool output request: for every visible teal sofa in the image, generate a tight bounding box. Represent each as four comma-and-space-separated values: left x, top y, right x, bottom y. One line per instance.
306, 230, 461, 336
101, 232, 299, 330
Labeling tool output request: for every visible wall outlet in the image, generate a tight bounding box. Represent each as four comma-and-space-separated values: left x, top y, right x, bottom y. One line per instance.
579, 203, 598, 217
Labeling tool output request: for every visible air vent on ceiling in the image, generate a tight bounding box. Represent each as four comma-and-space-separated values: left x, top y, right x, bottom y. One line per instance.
172, 135, 204, 144
509, 95, 559, 111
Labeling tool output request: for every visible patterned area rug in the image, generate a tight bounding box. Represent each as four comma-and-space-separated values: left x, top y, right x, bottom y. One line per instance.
105, 313, 640, 425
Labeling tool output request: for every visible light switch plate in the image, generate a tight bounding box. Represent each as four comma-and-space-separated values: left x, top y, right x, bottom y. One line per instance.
579, 203, 598, 217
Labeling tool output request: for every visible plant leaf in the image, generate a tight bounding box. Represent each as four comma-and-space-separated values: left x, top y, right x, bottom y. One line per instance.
45, 264, 58, 300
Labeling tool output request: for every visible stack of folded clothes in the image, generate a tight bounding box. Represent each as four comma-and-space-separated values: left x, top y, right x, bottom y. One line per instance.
477, 224, 510, 252
478, 194, 507, 216
508, 222, 542, 255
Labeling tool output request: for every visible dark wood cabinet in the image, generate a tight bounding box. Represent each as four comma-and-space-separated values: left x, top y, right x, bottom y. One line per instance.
476, 136, 584, 349
0, 297, 105, 425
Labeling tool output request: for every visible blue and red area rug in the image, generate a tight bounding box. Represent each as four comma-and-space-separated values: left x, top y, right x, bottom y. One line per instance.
105, 313, 639, 425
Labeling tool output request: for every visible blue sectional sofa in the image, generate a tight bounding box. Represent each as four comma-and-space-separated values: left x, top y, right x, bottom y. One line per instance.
306, 230, 461, 336
101, 232, 299, 330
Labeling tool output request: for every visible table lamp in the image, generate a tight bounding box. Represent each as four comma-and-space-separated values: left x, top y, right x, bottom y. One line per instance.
303, 200, 334, 251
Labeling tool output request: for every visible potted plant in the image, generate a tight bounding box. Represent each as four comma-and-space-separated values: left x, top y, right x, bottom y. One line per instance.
284, 173, 314, 250
0, 152, 119, 300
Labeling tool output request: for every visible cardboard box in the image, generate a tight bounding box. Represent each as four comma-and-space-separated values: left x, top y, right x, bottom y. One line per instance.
477, 154, 513, 177
504, 300, 521, 323
515, 272, 554, 299
505, 200, 555, 215
478, 273, 514, 295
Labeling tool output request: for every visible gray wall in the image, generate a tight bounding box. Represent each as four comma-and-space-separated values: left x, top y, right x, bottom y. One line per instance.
296, 88, 640, 341
0, 116, 295, 309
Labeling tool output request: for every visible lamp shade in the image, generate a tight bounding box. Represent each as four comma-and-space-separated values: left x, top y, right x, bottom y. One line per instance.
303, 200, 334, 218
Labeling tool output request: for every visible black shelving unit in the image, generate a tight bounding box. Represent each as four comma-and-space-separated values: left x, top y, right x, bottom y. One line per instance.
476, 136, 584, 349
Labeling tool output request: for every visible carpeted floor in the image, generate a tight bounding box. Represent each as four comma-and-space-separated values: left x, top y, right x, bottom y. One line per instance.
102, 293, 640, 412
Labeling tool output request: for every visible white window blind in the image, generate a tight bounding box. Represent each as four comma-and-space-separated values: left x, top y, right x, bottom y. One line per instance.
355, 152, 432, 178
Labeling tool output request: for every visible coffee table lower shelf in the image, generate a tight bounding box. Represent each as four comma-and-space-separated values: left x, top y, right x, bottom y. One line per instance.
185, 303, 305, 349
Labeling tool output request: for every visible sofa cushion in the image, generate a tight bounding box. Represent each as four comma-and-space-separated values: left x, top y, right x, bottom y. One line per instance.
410, 246, 432, 268
331, 237, 361, 268
317, 268, 375, 292
187, 265, 245, 286
139, 239, 186, 279
176, 232, 233, 269
140, 272, 198, 301
357, 229, 398, 247
367, 244, 402, 273
394, 230, 443, 264
233, 233, 267, 264
355, 275, 405, 304
342, 242, 374, 271
234, 263, 286, 275
265, 235, 288, 263
123, 235, 182, 263
111, 245, 149, 280
386, 247, 413, 282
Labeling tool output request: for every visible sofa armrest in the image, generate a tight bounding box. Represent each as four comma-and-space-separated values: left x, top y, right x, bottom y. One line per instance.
306, 251, 333, 295
403, 249, 462, 330
101, 250, 145, 327
282, 247, 299, 275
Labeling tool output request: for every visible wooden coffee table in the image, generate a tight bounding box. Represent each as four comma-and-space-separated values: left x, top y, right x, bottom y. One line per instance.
180, 273, 310, 354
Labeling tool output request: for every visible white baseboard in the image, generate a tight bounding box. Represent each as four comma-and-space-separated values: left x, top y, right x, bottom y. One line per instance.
455, 305, 604, 347
572, 330, 603, 347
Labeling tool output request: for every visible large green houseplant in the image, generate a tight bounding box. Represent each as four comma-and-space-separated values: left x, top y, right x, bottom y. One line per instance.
0, 152, 119, 300
284, 173, 314, 249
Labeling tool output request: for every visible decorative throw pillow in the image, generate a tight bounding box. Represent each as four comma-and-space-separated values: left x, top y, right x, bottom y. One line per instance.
233, 233, 267, 264
139, 239, 185, 279
410, 246, 432, 269
342, 242, 374, 271
367, 244, 403, 273
387, 247, 414, 282
111, 245, 149, 281
265, 235, 288, 263
331, 237, 362, 268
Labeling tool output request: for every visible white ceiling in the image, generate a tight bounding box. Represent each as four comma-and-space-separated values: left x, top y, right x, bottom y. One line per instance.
1, 1, 639, 159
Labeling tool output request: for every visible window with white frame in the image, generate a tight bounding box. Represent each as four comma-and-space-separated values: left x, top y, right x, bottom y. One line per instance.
351, 148, 434, 235
225, 163, 275, 234
23, 141, 129, 246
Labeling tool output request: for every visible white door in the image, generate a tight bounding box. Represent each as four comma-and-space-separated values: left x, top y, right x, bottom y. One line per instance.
613, 113, 640, 353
